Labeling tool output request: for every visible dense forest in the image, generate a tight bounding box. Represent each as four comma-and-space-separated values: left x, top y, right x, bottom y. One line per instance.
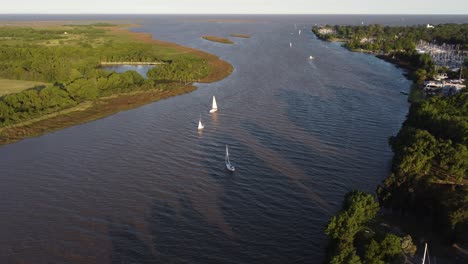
378, 92, 468, 240
0, 25, 213, 127
325, 191, 417, 264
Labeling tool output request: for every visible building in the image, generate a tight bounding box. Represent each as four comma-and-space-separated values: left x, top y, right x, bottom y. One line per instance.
317, 28, 336, 35
423, 79, 466, 95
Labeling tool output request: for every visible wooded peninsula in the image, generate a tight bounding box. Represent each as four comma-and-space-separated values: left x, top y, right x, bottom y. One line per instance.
0, 22, 233, 145
314, 23, 467, 263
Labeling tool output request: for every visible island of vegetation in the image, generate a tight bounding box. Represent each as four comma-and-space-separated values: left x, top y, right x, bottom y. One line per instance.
201, 35, 234, 44
229, 34, 251, 38
313, 23, 468, 263
0, 22, 233, 146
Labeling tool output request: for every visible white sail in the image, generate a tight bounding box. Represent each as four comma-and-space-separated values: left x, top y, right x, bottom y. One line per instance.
298, 29, 301, 35
210, 96, 218, 113
198, 119, 204, 130
289, 42, 292, 47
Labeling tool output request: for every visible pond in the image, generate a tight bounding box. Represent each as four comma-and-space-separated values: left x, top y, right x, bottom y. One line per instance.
102, 64, 155, 78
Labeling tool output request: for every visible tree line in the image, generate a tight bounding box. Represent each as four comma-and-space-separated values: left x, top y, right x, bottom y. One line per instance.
313, 24, 468, 52
377, 92, 468, 240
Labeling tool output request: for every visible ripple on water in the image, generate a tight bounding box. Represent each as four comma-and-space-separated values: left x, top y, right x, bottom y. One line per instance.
0, 15, 413, 263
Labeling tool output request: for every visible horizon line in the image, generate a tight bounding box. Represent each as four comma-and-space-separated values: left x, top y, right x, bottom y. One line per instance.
1, 13, 468, 15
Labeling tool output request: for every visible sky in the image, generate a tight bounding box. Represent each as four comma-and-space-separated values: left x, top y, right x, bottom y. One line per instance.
1, 0, 468, 14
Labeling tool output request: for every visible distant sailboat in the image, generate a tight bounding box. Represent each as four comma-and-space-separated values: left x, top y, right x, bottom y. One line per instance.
209, 96, 218, 113
198, 116, 204, 130
289, 42, 292, 47
309, 55, 314, 60
298, 29, 301, 35
225, 145, 235, 171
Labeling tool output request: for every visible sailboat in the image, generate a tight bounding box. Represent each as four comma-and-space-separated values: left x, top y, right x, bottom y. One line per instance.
209, 96, 218, 113
225, 145, 235, 172
198, 116, 204, 130
309, 55, 314, 60
298, 29, 301, 35
289, 42, 292, 47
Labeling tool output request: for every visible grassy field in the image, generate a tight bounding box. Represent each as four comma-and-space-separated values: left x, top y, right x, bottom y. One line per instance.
0, 79, 48, 96
201, 35, 234, 44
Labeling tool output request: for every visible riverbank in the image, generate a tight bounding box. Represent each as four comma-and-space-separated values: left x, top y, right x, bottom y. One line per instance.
0, 23, 233, 146
374, 54, 426, 103
314, 33, 422, 102
0, 85, 195, 146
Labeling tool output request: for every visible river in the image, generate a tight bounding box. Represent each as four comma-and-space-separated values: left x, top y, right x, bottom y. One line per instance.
2, 15, 467, 263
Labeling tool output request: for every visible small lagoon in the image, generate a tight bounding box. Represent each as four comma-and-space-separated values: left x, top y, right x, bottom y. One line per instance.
102, 64, 155, 78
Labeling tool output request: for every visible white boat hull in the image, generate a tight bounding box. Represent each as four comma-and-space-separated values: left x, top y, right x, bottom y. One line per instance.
226, 164, 235, 172
209, 109, 217, 113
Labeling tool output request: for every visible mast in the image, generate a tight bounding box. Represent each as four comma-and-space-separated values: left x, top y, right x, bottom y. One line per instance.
460, 65, 463, 81
225, 145, 229, 163
422, 243, 428, 264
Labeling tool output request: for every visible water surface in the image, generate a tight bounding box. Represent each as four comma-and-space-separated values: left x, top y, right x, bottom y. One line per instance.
0, 15, 454, 263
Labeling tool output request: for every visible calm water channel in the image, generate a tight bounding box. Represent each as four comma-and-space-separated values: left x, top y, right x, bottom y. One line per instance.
1, 15, 468, 263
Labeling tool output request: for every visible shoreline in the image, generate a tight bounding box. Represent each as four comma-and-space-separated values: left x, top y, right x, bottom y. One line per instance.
0, 25, 233, 146
314, 34, 421, 102
0, 85, 195, 146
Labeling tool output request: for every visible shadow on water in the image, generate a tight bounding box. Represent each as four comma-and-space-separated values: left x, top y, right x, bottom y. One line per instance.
148, 195, 242, 264
242, 120, 331, 170
108, 220, 156, 264
201, 137, 328, 262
